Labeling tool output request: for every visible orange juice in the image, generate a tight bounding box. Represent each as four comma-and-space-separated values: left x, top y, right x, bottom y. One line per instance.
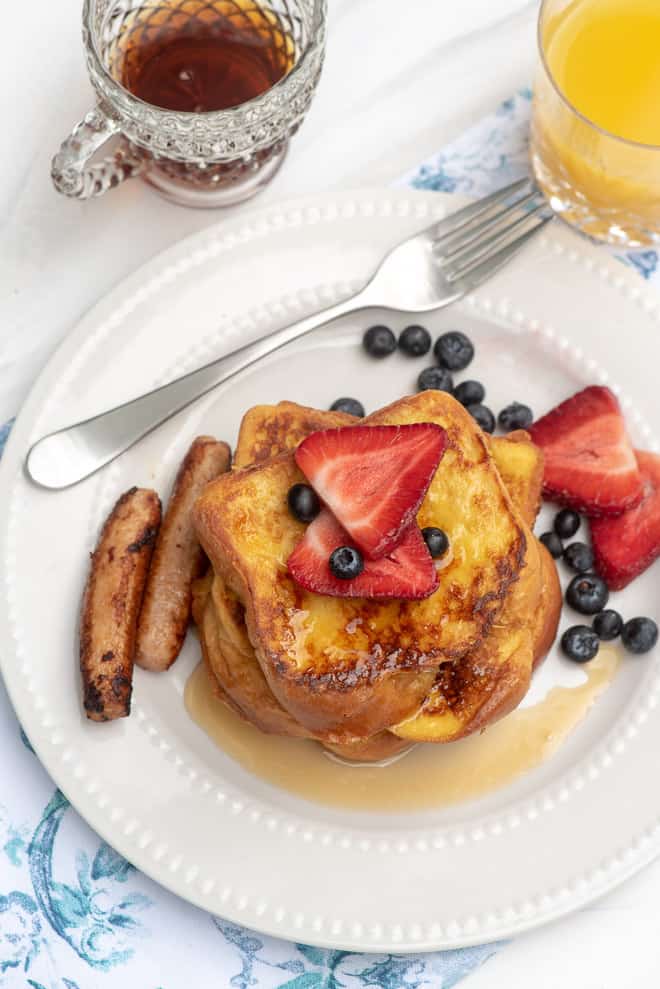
546, 0, 660, 146
531, 0, 660, 245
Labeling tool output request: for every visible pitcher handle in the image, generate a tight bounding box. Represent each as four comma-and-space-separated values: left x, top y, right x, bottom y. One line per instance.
51, 104, 143, 199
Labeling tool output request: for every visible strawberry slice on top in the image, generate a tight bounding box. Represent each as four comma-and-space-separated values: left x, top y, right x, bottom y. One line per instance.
591, 451, 660, 590
294, 423, 447, 559
528, 386, 643, 517
288, 510, 439, 600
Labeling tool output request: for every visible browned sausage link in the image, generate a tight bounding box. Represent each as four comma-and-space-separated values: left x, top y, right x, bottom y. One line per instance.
80, 487, 161, 721
135, 437, 231, 672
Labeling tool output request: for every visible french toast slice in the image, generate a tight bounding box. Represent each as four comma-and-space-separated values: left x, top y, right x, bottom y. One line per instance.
234, 402, 355, 468
197, 576, 411, 760
392, 528, 541, 743
194, 392, 526, 740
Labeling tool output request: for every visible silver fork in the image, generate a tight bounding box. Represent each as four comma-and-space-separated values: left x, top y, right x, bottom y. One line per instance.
27, 179, 552, 489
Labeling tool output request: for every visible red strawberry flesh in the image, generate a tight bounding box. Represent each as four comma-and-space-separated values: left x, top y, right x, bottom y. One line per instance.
294, 423, 447, 559
528, 386, 643, 517
591, 450, 660, 590
287, 510, 439, 600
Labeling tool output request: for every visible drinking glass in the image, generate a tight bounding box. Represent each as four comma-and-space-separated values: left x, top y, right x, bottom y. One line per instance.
530, 0, 660, 247
52, 0, 326, 207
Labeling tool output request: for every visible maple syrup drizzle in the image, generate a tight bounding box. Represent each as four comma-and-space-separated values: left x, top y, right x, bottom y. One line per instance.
184, 647, 621, 811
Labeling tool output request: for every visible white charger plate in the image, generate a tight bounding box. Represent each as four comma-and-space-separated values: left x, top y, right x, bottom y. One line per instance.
2, 188, 660, 953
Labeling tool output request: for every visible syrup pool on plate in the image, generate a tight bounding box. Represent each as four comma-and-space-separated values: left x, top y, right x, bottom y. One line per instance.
185, 647, 621, 812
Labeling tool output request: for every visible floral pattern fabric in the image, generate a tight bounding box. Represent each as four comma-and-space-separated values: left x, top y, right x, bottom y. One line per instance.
1, 91, 656, 986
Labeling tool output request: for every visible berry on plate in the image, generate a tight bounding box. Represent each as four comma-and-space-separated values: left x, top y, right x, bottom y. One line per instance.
590, 451, 660, 590
498, 402, 533, 432
330, 397, 365, 418
399, 324, 431, 357
561, 625, 600, 663
592, 609, 623, 641
363, 325, 396, 358
621, 617, 658, 655
528, 386, 643, 517
540, 531, 563, 559
554, 508, 581, 539
466, 403, 495, 434
434, 331, 474, 371
454, 380, 485, 407
565, 573, 609, 615
417, 366, 453, 393
295, 423, 447, 559
563, 541, 594, 573
288, 511, 439, 599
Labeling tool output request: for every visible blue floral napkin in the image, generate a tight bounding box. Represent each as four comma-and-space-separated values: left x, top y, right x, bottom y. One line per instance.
1, 91, 657, 989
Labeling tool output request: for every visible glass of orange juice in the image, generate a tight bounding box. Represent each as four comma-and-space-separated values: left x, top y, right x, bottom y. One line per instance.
530, 0, 660, 247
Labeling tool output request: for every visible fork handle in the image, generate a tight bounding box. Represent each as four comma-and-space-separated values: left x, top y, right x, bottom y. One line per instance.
27, 291, 371, 489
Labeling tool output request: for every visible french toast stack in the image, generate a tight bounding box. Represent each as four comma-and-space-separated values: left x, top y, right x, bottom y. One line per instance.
191, 392, 562, 761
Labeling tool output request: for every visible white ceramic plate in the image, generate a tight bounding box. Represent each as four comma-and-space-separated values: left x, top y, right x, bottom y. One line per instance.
2, 189, 660, 953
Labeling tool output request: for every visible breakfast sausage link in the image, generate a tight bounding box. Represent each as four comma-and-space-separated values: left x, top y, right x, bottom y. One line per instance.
135, 437, 231, 672
80, 487, 161, 722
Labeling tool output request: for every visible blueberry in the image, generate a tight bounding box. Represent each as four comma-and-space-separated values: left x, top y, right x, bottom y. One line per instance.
417, 366, 454, 393
554, 508, 581, 539
540, 531, 563, 559
330, 397, 365, 418
287, 483, 320, 523
422, 526, 449, 558
363, 324, 396, 358
434, 331, 474, 371
398, 324, 431, 357
466, 403, 495, 434
621, 617, 659, 655
566, 574, 609, 615
497, 402, 534, 432
453, 380, 485, 407
563, 541, 593, 573
561, 625, 600, 663
329, 546, 364, 580
592, 610, 623, 641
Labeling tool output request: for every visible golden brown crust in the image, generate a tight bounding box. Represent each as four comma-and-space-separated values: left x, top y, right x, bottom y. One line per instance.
136, 437, 231, 672
234, 403, 354, 468
196, 574, 413, 760
322, 733, 412, 762
393, 533, 563, 743
194, 392, 527, 738
490, 430, 544, 528
80, 487, 161, 722
200, 585, 310, 737
392, 526, 542, 743
532, 542, 562, 669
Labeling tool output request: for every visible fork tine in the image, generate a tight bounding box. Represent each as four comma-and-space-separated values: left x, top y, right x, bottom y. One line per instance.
429, 178, 532, 241
444, 200, 549, 277
437, 189, 544, 263
447, 214, 552, 289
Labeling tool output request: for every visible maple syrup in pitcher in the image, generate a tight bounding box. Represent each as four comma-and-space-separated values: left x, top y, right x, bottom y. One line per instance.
115, 0, 296, 112
106, 0, 299, 200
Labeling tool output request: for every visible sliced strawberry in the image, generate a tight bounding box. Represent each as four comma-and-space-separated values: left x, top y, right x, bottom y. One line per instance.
287, 510, 439, 599
528, 386, 643, 517
294, 423, 446, 559
591, 450, 660, 590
